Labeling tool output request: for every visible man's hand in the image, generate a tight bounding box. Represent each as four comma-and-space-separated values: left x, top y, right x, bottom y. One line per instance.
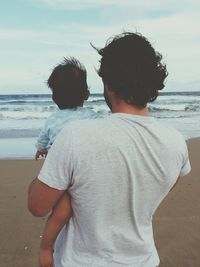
35, 150, 48, 160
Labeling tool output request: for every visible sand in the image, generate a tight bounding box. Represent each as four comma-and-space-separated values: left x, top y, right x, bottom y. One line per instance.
0, 138, 199, 267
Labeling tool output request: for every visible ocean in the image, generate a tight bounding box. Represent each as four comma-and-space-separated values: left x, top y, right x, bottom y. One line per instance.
0, 91, 200, 158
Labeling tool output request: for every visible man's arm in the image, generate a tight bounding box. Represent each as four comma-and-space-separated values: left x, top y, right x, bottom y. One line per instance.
28, 178, 65, 217
29, 125, 74, 217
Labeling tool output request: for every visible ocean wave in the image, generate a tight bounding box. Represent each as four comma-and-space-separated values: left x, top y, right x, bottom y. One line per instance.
149, 103, 200, 112
0, 128, 39, 138
1, 92, 200, 122
155, 114, 194, 119
87, 99, 105, 104
0, 100, 53, 105
185, 104, 200, 111
0, 105, 56, 113
0, 111, 50, 120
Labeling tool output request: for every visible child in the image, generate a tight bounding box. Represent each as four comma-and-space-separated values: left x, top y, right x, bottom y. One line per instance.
35, 57, 97, 160
36, 57, 97, 267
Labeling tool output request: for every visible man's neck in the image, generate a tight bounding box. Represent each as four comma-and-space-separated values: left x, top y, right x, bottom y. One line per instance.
111, 98, 149, 116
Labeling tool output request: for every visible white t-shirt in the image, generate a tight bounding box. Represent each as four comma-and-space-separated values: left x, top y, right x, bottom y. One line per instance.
38, 113, 191, 267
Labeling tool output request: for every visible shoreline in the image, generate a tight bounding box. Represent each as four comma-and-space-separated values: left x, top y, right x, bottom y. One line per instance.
0, 138, 200, 266
0, 136, 199, 160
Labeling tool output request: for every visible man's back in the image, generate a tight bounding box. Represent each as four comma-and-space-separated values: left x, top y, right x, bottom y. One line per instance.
38, 113, 190, 267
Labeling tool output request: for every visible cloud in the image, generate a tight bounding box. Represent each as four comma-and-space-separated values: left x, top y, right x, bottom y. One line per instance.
0, 28, 38, 41
33, 0, 156, 10
1, 0, 200, 93
33, 0, 199, 12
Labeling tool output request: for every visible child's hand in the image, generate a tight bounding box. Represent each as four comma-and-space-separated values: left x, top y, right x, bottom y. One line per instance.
39, 247, 54, 267
35, 150, 48, 160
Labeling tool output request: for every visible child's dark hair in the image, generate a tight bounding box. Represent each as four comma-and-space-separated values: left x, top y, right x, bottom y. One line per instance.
47, 57, 89, 109
93, 32, 168, 108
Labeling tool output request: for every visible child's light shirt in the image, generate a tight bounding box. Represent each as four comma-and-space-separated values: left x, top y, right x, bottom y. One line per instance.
36, 107, 98, 151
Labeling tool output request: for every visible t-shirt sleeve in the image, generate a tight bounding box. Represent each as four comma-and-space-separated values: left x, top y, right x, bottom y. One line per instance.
38, 125, 74, 190
179, 141, 191, 177
36, 122, 50, 150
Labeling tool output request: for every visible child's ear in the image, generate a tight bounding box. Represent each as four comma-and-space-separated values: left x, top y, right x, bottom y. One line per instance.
85, 89, 90, 100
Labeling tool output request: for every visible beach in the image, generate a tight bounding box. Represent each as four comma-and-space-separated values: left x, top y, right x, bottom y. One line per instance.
0, 138, 199, 267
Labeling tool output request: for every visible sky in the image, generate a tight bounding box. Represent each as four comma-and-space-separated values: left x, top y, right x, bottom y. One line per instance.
0, 0, 200, 94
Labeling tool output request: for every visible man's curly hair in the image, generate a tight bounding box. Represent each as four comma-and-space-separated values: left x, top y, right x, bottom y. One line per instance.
94, 32, 168, 108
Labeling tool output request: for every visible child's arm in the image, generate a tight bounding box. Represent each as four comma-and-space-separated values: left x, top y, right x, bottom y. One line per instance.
39, 192, 72, 267
35, 121, 50, 160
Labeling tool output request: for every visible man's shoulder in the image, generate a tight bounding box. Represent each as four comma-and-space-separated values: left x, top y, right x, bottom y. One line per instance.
157, 121, 185, 141
152, 120, 187, 151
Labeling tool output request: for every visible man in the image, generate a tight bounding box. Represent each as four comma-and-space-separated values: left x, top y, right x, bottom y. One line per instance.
28, 32, 191, 267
